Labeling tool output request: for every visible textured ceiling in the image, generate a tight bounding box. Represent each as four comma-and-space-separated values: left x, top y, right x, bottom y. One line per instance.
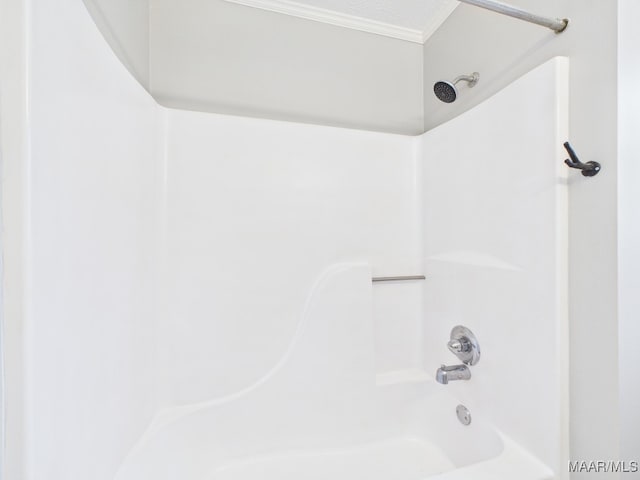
283, 0, 457, 31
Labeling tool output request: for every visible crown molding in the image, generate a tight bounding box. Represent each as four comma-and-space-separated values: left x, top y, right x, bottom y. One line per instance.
223, 0, 458, 44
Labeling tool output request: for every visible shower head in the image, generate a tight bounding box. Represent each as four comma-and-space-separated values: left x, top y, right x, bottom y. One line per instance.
433, 72, 480, 103
433, 81, 457, 103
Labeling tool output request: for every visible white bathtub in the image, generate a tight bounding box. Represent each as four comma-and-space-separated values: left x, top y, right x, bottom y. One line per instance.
115, 265, 553, 480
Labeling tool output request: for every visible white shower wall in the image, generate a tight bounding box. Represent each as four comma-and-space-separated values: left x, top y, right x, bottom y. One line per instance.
26, 1, 160, 478
420, 58, 569, 475
157, 109, 422, 407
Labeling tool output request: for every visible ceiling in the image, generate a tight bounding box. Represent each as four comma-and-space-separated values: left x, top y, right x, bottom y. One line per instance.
222, 0, 459, 43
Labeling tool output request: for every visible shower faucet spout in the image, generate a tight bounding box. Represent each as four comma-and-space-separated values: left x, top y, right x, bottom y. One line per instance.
436, 364, 471, 385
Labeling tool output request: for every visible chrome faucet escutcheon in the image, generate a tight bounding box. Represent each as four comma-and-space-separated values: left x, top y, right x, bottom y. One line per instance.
436, 326, 480, 385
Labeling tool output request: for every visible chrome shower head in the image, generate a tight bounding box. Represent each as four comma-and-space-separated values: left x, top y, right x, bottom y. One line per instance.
433, 72, 480, 103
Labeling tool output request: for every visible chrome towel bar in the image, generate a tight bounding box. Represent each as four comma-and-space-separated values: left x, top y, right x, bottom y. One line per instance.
372, 275, 426, 283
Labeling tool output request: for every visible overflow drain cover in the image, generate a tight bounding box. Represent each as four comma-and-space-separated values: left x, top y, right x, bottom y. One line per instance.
456, 404, 471, 426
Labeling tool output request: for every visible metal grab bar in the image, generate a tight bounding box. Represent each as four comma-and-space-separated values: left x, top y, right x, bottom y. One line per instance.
372, 275, 426, 283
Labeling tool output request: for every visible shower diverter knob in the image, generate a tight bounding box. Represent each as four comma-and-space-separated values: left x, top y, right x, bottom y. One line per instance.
447, 326, 480, 366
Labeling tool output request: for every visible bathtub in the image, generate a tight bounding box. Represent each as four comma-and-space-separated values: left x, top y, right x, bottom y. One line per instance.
114, 264, 553, 480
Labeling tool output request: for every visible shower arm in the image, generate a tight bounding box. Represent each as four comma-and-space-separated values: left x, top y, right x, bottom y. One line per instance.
457, 0, 568, 33
453, 74, 479, 87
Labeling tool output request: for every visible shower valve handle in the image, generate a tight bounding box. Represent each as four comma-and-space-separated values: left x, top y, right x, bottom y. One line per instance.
447, 339, 471, 354
447, 326, 481, 366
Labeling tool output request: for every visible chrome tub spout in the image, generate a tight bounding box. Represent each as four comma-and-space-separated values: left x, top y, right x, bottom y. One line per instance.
436, 364, 471, 385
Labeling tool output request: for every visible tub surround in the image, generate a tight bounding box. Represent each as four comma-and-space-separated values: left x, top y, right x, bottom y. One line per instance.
11, 0, 568, 477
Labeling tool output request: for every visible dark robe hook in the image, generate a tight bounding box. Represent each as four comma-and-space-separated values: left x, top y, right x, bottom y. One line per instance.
563, 142, 601, 177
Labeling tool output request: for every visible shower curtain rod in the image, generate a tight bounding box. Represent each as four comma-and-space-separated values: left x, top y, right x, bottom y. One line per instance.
458, 0, 568, 33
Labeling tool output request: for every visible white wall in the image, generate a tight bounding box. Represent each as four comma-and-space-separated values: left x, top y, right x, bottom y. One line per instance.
421, 58, 569, 475
618, 0, 640, 469
24, 1, 160, 478
75, 0, 427, 135
0, 0, 30, 477
82, 0, 150, 87
157, 108, 421, 406
423, 1, 620, 473
149, 0, 424, 135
